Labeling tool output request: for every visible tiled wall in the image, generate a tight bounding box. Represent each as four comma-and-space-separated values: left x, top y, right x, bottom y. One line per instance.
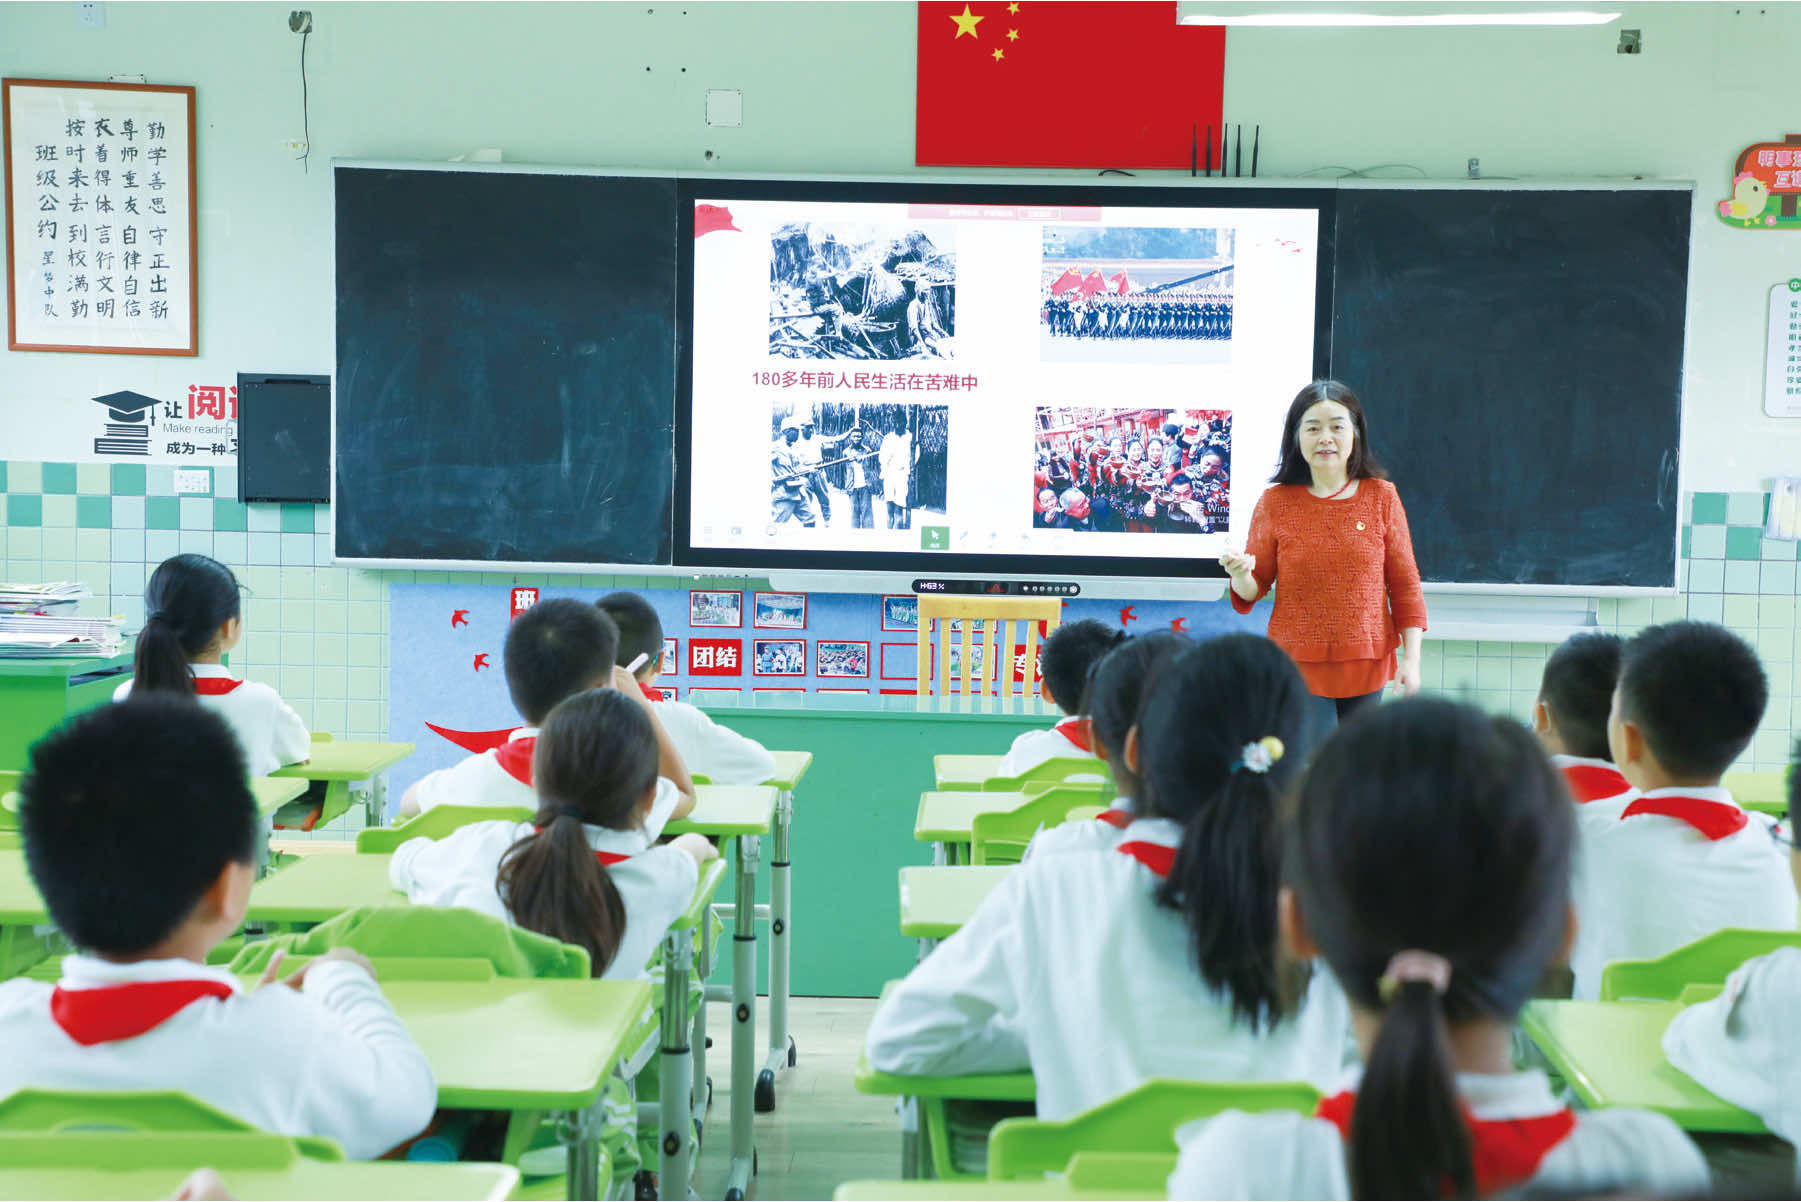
0, 466, 1794, 773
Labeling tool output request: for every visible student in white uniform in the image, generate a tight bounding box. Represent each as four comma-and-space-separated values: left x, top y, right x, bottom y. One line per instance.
113, 554, 309, 778
1533, 632, 1638, 823
866, 635, 1349, 1120
995, 619, 1124, 779
1569, 620, 1795, 1001
596, 591, 776, 786
1024, 631, 1189, 861
399, 600, 694, 837
391, 689, 718, 981
1, 697, 435, 1159
1169, 697, 1709, 1201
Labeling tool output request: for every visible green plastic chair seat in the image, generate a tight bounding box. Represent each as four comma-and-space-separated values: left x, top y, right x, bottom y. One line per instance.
1599, 928, 1801, 1001
355, 804, 534, 853
0, 1088, 345, 1160
980, 757, 1112, 794
971, 786, 1117, 866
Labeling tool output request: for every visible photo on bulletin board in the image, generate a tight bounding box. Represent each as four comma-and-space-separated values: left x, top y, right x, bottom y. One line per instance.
881, 595, 918, 631
653, 686, 678, 701
661, 638, 679, 674
751, 638, 807, 676
880, 642, 920, 681
817, 639, 870, 678
753, 591, 808, 629
690, 590, 743, 628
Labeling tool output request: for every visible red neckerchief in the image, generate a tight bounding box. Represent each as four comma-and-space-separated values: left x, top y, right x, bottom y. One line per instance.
492, 737, 537, 787
1096, 809, 1132, 829
1561, 763, 1632, 804
1053, 716, 1093, 754
1317, 1090, 1577, 1196
1115, 840, 1175, 877
191, 677, 243, 696
1620, 794, 1748, 841
50, 978, 234, 1046
530, 826, 630, 867
638, 683, 664, 703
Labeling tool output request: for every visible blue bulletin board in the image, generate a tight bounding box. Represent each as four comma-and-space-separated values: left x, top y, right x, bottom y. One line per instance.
386, 581, 1266, 806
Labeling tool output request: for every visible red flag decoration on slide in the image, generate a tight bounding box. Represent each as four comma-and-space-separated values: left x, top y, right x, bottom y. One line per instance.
1081, 269, 1107, 297
916, 2, 1224, 169
1109, 270, 1132, 295
1050, 266, 1084, 295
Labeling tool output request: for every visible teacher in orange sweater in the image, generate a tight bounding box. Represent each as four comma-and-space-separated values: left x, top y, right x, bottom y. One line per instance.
1219, 380, 1427, 729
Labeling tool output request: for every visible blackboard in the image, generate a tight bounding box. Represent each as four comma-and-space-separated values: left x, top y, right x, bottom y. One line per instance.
1330, 187, 1688, 587
238, 374, 330, 503
334, 166, 676, 566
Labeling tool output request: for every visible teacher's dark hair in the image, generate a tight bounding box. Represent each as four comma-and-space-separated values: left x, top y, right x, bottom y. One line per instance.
1270, 380, 1387, 486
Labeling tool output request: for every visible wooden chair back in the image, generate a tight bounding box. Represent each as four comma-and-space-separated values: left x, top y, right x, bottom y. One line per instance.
916, 596, 1062, 699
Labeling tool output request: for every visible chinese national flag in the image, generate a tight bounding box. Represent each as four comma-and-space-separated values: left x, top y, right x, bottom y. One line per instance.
917, 2, 1224, 169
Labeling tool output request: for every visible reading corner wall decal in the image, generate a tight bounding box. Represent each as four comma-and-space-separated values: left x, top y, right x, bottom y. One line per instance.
1718, 135, 1801, 228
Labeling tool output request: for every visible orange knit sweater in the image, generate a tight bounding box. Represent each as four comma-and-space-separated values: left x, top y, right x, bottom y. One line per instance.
1230, 480, 1428, 679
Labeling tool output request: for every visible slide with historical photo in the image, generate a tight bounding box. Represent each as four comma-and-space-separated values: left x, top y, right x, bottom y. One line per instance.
1034, 407, 1232, 535
1040, 226, 1235, 365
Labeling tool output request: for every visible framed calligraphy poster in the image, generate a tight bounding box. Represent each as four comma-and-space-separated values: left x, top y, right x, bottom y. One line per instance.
4, 77, 198, 355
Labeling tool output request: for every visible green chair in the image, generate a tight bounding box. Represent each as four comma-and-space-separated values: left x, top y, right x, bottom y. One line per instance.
354, 804, 533, 853
1599, 928, 1801, 1001
980, 757, 1112, 795
985, 1079, 1323, 1180
1724, 769, 1788, 817
970, 787, 1119, 866
0, 1089, 344, 1160
0, 770, 21, 830
228, 904, 592, 980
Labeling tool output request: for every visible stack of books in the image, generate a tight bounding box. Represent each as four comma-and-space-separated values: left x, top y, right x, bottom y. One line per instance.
0, 581, 90, 615
0, 585, 123, 657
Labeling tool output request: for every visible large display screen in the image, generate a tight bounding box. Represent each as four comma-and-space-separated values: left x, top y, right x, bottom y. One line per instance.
677, 181, 1332, 579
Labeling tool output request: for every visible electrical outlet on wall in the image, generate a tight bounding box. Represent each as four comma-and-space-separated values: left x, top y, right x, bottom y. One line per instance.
75, 1, 103, 28
282, 138, 310, 154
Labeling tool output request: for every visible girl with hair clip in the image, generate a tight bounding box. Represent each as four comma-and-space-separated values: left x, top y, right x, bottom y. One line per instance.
390, 690, 717, 980
1023, 631, 1189, 861
865, 634, 1350, 1120
114, 554, 309, 777
1169, 697, 1710, 1201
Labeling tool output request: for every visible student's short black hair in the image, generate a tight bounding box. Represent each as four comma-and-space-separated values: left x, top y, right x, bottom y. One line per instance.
1538, 631, 1625, 761
1040, 619, 1126, 715
1618, 620, 1766, 781
504, 599, 620, 724
595, 592, 664, 678
20, 696, 258, 956
1790, 738, 1801, 817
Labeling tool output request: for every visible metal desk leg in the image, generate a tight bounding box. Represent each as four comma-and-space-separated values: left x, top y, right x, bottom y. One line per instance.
558, 1101, 604, 1202
724, 834, 761, 1201
659, 926, 696, 1201
369, 772, 388, 826
693, 904, 714, 1129
757, 788, 794, 1113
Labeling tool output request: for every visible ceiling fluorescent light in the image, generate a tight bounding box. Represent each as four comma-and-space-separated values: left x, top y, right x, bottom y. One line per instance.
1180, 9, 1620, 25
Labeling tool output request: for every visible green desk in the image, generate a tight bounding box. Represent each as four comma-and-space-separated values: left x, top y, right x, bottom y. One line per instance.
899, 866, 1011, 942
0, 646, 134, 770
244, 852, 405, 927
0, 1134, 519, 1200
1521, 1000, 1765, 1134
271, 741, 415, 828
669, 783, 778, 1200
934, 754, 1006, 791
0, 848, 56, 978
915, 791, 1028, 865
252, 776, 310, 817
836, 1181, 1159, 1201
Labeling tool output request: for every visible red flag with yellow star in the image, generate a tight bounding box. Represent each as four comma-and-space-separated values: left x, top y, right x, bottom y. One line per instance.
916, 2, 1224, 168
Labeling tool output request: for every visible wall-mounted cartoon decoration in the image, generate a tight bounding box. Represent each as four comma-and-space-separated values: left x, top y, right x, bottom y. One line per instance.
1719, 135, 1801, 228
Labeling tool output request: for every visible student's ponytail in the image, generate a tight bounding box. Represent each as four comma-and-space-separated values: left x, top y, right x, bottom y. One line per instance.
1351, 974, 1472, 1199
133, 554, 243, 694
1138, 635, 1311, 1029
497, 688, 659, 977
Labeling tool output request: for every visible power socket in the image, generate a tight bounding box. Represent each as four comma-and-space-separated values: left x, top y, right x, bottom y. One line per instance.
282, 138, 309, 154
75, 2, 104, 29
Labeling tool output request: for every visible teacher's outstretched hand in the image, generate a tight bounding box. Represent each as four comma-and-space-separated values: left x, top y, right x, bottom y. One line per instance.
1224, 380, 1428, 734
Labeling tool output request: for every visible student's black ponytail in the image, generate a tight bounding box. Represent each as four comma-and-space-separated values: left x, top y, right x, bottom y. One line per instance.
1289, 698, 1574, 1200
1138, 634, 1311, 1029
133, 554, 243, 694
497, 689, 659, 977
1079, 631, 1189, 798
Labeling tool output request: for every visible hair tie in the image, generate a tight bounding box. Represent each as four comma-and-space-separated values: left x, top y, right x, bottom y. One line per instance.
1378, 950, 1452, 1002
143, 610, 165, 624
550, 804, 585, 823
1232, 735, 1285, 774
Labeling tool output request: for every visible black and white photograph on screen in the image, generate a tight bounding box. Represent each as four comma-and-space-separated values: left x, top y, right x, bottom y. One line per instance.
769, 402, 949, 532
769, 224, 956, 360
753, 592, 808, 630
661, 639, 679, 674
1033, 407, 1233, 535
881, 595, 919, 632
1039, 225, 1235, 364
752, 639, 807, 676
817, 640, 870, 678
689, 590, 743, 628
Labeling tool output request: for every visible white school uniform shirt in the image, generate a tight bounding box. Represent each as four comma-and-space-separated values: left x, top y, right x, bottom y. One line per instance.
863, 817, 1352, 1120
0, 954, 435, 1160
996, 718, 1103, 781
114, 663, 310, 779
411, 727, 682, 841
1569, 784, 1797, 1001
389, 818, 699, 981
1664, 945, 1801, 1147
1021, 796, 1135, 862
650, 696, 776, 786
1167, 1066, 1708, 1201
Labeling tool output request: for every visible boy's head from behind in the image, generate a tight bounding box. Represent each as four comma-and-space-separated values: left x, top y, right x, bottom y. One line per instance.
504, 599, 620, 724
1039, 619, 1126, 715
1612, 620, 1766, 788
1534, 631, 1624, 761
21, 696, 258, 959
595, 592, 663, 683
